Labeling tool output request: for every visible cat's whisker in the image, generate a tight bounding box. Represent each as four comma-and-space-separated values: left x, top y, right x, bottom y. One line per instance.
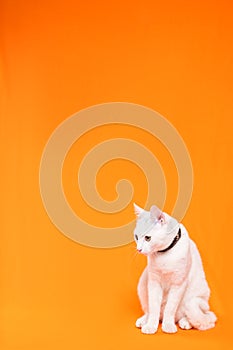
127, 245, 142, 267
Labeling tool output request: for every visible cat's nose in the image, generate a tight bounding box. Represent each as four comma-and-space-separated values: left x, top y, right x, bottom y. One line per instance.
137, 248, 142, 253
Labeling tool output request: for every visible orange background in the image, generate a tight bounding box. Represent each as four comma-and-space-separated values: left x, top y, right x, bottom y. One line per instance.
1, 0, 233, 349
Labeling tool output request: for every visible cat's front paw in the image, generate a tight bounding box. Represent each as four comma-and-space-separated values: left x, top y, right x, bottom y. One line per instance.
162, 322, 177, 334
141, 323, 158, 334
136, 314, 148, 328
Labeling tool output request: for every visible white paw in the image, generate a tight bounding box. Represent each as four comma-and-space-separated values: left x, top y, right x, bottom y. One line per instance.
162, 322, 177, 334
141, 323, 158, 334
197, 322, 215, 331
178, 317, 192, 330
136, 314, 148, 328
193, 312, 217, 331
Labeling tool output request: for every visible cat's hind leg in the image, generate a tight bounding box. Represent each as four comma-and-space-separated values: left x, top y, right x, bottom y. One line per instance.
176, 305, 192, 330
136, 267, 148, 328
185, 297, 217, 330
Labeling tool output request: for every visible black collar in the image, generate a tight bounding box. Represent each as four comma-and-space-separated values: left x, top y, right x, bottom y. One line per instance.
157, 228, 181, 253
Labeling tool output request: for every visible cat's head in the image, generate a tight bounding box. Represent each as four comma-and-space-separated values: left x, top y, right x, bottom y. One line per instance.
133, 203, 178, 255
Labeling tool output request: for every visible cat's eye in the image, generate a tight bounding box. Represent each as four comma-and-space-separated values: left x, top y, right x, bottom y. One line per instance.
145, 235, 151, 242
135, 234, 138, 241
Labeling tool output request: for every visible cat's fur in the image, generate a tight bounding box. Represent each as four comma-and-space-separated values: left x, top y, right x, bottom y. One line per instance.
134, 204, 217, 334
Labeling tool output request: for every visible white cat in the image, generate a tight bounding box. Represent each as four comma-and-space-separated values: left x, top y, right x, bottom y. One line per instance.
134, 203, 217, 334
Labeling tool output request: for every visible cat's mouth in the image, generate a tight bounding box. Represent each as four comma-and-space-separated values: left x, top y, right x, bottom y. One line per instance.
137, 249, 149, 256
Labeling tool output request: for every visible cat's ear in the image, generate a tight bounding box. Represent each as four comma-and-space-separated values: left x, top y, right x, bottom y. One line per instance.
150, 205, 166, 223
133, 203, 144, 217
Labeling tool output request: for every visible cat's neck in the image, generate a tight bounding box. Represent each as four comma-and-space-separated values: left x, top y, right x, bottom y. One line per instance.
157, 227, 182, 253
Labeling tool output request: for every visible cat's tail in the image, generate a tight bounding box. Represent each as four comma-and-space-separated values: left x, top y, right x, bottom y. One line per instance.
186, 297, 217, 330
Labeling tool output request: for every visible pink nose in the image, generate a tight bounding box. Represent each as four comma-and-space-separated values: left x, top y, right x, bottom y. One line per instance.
137, 248, 142, 253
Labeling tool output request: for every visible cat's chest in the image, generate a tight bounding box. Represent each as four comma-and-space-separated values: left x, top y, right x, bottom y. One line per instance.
147, 253, 188, 285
